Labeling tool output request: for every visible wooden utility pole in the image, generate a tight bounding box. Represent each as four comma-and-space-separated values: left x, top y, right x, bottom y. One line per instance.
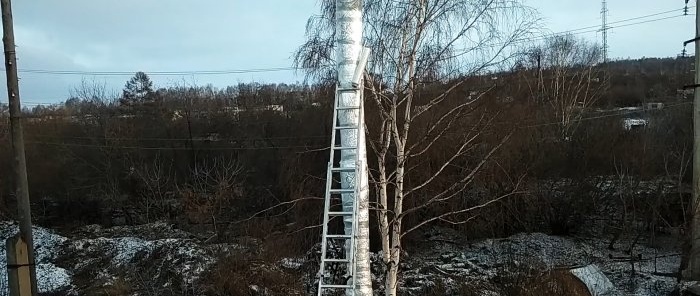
1, 0, 38, 294
689, 0, 700, 281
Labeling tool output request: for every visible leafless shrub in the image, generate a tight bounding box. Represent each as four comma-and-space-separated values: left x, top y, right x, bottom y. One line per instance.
178, 157, 244, 241
131, 154, 175, 223
200, 253, 303, 296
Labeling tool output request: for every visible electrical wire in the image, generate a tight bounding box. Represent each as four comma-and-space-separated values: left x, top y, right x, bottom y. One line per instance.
611, 15, 687, 30
24, 141, 327, 151
520, 101, 691, 128
10, 101, 691, 151
481, 12, 690, 50
27, 134, 328, 141
564, 7, 692, 34
16, 67, 301, 77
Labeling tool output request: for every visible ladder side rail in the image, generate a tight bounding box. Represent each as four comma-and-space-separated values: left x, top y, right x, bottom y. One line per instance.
317, 162, 334, 296
350, 83, 365, 293
341, 87, 360, 295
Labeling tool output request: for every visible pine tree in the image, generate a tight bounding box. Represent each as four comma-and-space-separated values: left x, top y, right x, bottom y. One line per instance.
121, 71, 154, 107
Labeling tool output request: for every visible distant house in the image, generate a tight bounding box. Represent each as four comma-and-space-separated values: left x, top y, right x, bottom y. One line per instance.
262, 104, 284, 112
623, 118, 647, 130
644, 102, 664, 110
193, 133, 221, 142
171, 110, 184, 121
677, 88, 694, 99
170, 104, 285, 121
616, 106, 641, 112
223, 104, 284, 113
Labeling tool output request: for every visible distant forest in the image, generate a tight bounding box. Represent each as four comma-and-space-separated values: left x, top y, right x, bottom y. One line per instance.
0, 56, 693, 251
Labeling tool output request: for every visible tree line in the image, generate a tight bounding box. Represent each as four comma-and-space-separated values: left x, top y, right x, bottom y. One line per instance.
0, 54, 689, 231
0, 54, 693, 293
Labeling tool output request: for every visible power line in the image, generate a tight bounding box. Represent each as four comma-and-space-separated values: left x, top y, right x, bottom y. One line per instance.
24, 140, 328, 151
521, 101, 691, 128
27, 134, 329, 141
15, 67, 301, 76
15, 101, 691, 151
526, 13, 688, 43
455, 9, 690, 55
611, 15, 687, 30
554, 7, 691, 35
604, 7, 690, 28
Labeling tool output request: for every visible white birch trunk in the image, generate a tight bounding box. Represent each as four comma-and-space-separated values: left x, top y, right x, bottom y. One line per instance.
336, 0, 373, 295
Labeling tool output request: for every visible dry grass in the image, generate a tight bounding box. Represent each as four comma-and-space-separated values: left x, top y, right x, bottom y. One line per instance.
496, 269, 592, 296
200, 253, 304, 296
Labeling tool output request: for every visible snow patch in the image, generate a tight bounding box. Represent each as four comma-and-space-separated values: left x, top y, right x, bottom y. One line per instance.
280, 257, 305, 270
623, 118, 647, 130
0, 221, 73, 295
397, 232, 682, 296
570, 264, 618, 296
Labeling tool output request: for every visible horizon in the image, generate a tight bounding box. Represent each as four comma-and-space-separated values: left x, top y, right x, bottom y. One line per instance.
3, 0, 696, 105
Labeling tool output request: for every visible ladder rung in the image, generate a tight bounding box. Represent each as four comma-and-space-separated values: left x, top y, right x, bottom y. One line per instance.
320, 284, 354, 289
329, 188, 354, 194
335, 125, 358, 130
323, 258, 351, 263
332, 146, 356, 150
336, 106, 360, 110
331, 167, 355, 172
328, 211, 354, 216
326, 234, 353, 239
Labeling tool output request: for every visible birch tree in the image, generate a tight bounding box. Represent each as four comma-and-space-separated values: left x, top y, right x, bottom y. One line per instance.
297, 1, 537, 295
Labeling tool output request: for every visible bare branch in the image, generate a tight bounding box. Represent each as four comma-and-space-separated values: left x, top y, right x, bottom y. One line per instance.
401, 190, 525, 238
399, 131, 513, 219
229, 196, 323, 225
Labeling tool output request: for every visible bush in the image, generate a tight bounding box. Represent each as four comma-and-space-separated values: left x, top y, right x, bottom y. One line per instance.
200, 253, 304, 296
497, 269, 591, 296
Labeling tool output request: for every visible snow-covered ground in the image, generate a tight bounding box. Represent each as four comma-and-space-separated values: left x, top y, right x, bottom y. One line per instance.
0, 221, 223, 295
0, 221, 72, 295
398, 230, 682, 296
0, 220, 687, 296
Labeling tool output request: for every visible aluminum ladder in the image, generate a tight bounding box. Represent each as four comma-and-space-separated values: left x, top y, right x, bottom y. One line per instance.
317, 84, 364, 296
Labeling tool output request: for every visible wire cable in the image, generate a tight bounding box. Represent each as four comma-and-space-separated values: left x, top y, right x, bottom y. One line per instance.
24, 141, 328, 151
27, 134, 329, 141
16, 67, 301, 77
12, 101, 691, 151
521, 101, 691, 128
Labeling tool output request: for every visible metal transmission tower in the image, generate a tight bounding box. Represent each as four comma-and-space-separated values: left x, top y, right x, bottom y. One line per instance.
600, 0, 609, 63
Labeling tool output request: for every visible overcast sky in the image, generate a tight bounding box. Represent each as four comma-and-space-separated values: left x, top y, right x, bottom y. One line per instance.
3, 0, 696, 105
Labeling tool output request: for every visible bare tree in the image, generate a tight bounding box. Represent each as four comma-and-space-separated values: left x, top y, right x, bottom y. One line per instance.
297, 1, 537, 294
521, 34, 605, 139
179, 157, 244, 241
66, 79, 128, 205
131, 154, 174, 223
